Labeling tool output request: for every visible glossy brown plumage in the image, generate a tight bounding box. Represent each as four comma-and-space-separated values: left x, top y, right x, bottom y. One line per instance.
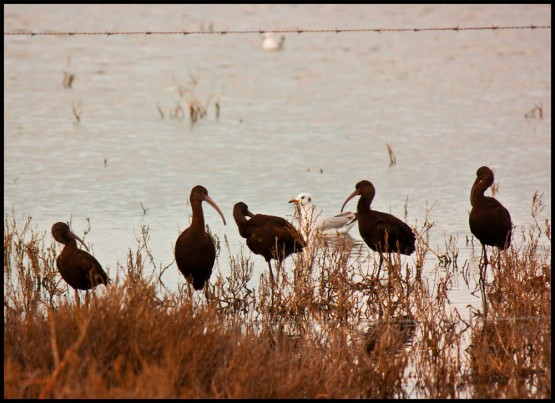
175, 185, 226, 291
51, 222, 109, 291
341, 180, 415, 277
233, 201, 306, 279
469, 166, 512, 267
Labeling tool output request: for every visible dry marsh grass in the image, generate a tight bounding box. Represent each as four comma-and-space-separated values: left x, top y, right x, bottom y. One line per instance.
157, 73, 214, 128
3, 195, 551, 398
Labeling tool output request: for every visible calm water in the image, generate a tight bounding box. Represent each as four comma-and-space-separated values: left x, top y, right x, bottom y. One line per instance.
4, 5, 551, 317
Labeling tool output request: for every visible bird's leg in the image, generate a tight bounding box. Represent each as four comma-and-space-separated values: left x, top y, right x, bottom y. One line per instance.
476, 243, 488, 289
480, 282, 489, 318
267, 261, 275, 285
267, 261, 276, 313
376, 253, 384, 279
482, 244, 489, 271
479, 244, 489, 317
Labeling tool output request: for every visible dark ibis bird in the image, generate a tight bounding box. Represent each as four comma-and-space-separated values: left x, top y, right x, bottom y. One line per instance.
51, 222, 109, 303
175, 185, 226, 293
341, 180, 415, 277
233, 201, 306, 281
469, 166, 512, 269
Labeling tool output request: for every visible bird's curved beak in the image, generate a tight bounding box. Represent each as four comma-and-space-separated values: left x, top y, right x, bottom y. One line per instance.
341, 189, 359, 213
204, 195, 226, 225
69, 230, 89, 251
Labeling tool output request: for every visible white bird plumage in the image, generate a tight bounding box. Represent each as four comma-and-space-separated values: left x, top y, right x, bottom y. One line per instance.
261, 32, 285, 51
289, 192, 357, 239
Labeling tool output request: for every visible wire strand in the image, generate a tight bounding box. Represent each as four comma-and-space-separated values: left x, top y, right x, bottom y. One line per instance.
3, 25, 551, 37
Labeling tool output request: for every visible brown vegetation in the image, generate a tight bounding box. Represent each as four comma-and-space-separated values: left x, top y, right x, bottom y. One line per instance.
3, 195, 551, 398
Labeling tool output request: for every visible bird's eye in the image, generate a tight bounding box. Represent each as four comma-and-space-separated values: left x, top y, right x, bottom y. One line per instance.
308, 197, 311, 202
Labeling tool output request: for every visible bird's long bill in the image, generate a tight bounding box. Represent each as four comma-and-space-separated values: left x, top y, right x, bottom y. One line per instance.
470, 181, 478, 206
245, 208, 255, 218
341, 189, 359, 213
289, 198, 299, 204
470, 178, 482, 206
70, 230, 89, 251
204, 195, 227, 225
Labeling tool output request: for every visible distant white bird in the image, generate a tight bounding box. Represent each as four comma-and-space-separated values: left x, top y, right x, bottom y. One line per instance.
289, 192, 357, 239
261, 32, 285, 51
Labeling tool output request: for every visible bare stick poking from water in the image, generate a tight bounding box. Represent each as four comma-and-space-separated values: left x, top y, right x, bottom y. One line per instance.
62, 57, 74, 89
62, 71, 74, 89
524, 102, 543, 119
189, 97, 206, 127
140, 202, 149, 215
156, 103, 165, 119
386, 143, 397, 166
71, 102, 81, 124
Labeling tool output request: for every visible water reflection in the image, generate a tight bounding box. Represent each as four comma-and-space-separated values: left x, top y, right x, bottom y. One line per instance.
364, 315, 417, 356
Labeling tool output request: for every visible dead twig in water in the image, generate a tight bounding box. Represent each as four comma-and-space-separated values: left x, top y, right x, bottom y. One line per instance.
71, 102, 81, 124
386, 143, 397, 166
524, 103, 543, 119
62, 72, 74, 89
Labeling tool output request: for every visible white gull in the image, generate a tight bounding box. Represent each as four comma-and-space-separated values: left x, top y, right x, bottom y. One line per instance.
289, 192, 357, 239
261, 32, 285, 51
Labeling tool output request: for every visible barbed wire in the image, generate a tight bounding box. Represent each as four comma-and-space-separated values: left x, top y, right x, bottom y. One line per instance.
3, 24, 551, 37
